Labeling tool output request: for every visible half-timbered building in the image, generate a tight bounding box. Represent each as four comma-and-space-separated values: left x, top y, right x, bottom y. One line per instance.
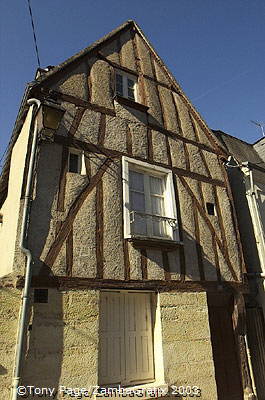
0, 21, 254, 399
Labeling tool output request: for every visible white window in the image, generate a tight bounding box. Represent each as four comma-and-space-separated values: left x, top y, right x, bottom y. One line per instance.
68, 149, 86, 174
122, 157, 179, 241
99, 291, 155, 386
115, 71, 137, 101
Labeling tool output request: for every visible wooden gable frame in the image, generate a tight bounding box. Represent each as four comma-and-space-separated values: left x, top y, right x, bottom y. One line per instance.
0, 20, 246, 290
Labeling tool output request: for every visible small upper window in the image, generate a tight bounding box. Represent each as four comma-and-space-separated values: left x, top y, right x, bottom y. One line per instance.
68, 149, 86, 174
115, 71, 137, 101
206, 202, 215, 216
122, 157, 179, 241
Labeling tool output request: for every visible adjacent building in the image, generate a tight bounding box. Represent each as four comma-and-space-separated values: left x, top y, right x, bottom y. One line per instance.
214, 130, 265, 400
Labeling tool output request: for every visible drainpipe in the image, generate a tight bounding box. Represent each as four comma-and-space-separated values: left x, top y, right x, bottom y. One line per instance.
244, 333, 257, 399
11, 98, 41, 400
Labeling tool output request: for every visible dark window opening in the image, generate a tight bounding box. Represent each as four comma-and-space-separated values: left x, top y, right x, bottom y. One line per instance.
206, 202, 215, 215
69, 152, 80, 173
115, 73, 123, 97
34, 289, 48, 303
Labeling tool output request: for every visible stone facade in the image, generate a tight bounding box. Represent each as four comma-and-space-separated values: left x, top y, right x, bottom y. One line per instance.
0, 288, 21, 399
160, 292, 218, 399
0, 288, 218, 399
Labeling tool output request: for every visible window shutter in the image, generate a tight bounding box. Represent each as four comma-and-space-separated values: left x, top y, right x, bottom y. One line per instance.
124, 293, 155, 384
99, 292, 125, 384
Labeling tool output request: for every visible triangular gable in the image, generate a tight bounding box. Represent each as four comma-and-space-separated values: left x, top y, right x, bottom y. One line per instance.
38, 20, 225, 154
1, 20, 229, 209
36, 20, 133, 84
35, 20, 226, 156
133, 22, 226, 154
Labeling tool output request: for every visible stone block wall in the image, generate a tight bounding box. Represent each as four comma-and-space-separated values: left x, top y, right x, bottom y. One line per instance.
0, 287, 21, 399
0, 288, 99, 399
1, 288, 221, 399
160, 291, 218, 400
21, 289, 99, 396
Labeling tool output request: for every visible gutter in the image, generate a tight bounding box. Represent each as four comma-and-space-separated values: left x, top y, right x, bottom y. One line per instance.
11, 99, 41, 400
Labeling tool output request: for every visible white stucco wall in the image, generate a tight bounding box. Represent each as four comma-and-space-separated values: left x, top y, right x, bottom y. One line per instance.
0, 108, 33, 277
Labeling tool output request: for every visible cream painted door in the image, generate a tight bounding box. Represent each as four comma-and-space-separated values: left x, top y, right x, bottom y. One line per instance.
99, 291, 125, 385
124, 293, 154, 384
99, 291, 155, 386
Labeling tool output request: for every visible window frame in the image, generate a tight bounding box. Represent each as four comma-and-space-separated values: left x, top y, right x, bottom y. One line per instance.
115, 70, 138, 102
68, 148, 86, 175
122, 156, 179, 241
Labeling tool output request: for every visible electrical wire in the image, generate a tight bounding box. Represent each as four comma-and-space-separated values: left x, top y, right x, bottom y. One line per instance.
27, 0, 41, 68
0, 145, 10, 166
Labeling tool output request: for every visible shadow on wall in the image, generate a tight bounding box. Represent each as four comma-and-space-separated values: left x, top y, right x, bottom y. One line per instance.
20, 289, 64, 396
227, 167, 261, 274
28, 141, 64, 276
20, 288, 100, 397
0, 365, 7, 375
0, 286, 21, 393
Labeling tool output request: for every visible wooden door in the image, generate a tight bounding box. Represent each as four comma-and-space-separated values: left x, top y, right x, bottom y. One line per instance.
99, 291, 155, 386
99, 291, 125, 385
207, 294, 243, 400
124, 292, 155, 384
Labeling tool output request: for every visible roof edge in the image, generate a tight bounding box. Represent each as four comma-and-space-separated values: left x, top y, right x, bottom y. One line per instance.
212, 129, 253, 146
36, 20, 134, 85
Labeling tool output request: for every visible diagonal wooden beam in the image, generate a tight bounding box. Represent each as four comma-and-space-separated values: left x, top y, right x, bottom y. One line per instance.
57, 146, 69, 212
178, 175, 238, 281
44, 158, 113, 269
69, 107, 85, 137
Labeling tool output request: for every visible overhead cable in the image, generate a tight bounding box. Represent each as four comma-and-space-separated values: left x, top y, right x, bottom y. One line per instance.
27, 0, 41, 68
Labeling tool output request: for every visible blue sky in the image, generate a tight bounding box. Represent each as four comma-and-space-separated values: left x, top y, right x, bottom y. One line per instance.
1, 0, 264, 166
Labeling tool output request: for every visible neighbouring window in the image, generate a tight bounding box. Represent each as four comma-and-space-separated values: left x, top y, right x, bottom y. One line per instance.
122, 157, 179, 241
115, 71, 137, 101
99, 291, 155, 386
68, 149, 85, 174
